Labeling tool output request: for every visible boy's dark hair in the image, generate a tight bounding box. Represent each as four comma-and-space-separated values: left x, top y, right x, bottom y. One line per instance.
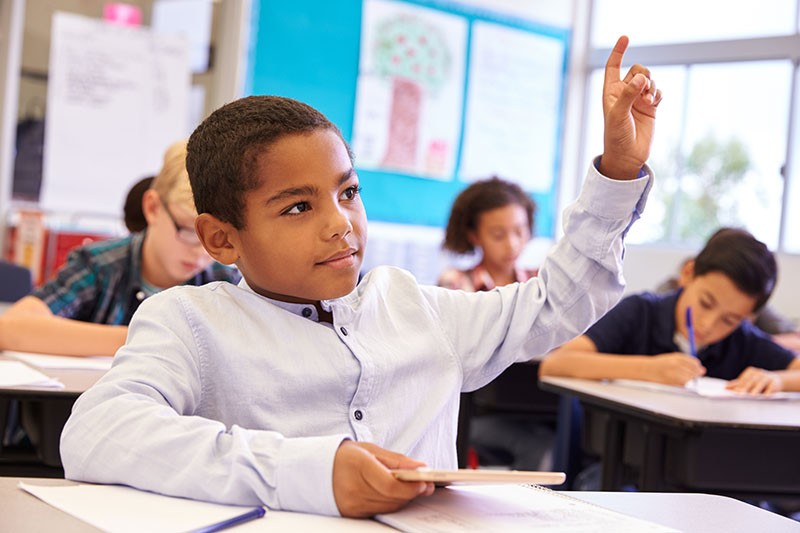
186, 95, 353, 229
442, 176, 536, 254
693, 227, 777, 312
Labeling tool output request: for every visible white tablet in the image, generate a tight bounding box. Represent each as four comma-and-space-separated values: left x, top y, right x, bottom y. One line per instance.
391, 468, 566, 486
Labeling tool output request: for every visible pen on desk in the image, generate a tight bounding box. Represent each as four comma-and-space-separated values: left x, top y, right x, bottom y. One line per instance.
190, 507, 266, 533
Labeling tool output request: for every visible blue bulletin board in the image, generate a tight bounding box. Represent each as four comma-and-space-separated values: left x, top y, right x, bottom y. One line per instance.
247, 0, 569, 237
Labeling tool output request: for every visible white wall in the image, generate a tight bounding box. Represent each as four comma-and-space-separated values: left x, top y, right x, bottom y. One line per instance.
623, 246, 800, 324
365, 227, 800, 325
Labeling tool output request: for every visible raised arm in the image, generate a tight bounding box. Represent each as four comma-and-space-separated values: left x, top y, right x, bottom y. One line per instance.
540, 335, 705, 386
0, 295, 126, 356
600, 35, 662, 181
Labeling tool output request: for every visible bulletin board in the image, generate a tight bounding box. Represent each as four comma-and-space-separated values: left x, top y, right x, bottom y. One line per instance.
247, 0, 569, 236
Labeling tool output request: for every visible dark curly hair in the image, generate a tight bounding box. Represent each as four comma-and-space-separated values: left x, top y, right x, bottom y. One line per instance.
693, 227, 777, 312
186, 95, 352, 229
442, 177, 536, 254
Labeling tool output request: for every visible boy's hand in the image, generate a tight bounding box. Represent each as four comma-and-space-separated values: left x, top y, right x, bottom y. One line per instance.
600, 35, 662, 181
648, 353, 705, 386
332, 440, 435, 518
727, 366, 782, 394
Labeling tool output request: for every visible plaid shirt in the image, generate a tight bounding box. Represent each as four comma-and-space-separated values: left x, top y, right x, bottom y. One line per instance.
33, 232, 241, 325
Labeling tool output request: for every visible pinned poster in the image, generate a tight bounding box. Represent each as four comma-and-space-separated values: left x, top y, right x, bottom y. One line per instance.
352, 0, 467, 180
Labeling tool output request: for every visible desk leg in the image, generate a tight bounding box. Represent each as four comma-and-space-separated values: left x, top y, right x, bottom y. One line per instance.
600, 416, 625, 491
553, 396, 582, 489
639, 424, 665, 491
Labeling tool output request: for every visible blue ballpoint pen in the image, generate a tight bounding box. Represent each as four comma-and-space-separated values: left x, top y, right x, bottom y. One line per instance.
685, 306, 699, 388
685, 306, 697, 358
190, 507, 266, 533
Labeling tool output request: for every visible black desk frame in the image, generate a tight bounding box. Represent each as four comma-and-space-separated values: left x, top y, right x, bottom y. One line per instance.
542, 381, 800, 501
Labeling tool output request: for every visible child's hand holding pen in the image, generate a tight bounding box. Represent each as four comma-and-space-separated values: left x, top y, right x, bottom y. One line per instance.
650, 353, 705, 386
684, 306, 706, 388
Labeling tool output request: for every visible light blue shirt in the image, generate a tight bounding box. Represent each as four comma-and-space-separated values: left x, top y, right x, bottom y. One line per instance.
60, 161, 651, 516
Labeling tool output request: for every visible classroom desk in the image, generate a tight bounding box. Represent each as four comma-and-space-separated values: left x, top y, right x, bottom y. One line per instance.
540, 376, 800, 500
2, 477, 798, 532
0, 354, 105, 475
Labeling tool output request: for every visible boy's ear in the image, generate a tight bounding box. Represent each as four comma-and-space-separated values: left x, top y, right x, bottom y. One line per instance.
195, 213, 239, 265
678, 259, 695, 287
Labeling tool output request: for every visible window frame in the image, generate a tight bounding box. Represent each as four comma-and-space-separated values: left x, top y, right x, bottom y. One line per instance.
576, 4, 800, 252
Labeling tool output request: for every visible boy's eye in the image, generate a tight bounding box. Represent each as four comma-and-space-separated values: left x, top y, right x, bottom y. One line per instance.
341, 185, 362, 201
284, 201, 310, 215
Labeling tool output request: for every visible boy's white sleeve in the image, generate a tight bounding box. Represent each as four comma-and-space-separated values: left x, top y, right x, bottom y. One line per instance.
429, 159, 652, 390
59, 294, 348, 516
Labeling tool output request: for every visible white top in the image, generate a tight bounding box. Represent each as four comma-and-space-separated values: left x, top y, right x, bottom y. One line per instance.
540, 376, 800, 429
60, 162, 651, 516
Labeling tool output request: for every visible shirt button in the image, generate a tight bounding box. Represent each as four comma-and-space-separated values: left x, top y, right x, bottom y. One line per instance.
340, 326, 348, 336
302, 307, 312, 318
354, 409, 363, 421
135, 291, 146, 301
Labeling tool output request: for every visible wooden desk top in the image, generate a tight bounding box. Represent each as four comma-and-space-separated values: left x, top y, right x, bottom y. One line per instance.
540, 376, 800, 430
2, 478, 798, 532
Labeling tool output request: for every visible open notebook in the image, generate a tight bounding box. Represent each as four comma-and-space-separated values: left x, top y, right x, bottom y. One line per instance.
612, 376, 800, 400
375, 484, 676, 532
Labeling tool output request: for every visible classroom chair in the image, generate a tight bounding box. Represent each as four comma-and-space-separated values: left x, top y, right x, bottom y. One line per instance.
0, 260, 33, 302
456, 361, 561, 469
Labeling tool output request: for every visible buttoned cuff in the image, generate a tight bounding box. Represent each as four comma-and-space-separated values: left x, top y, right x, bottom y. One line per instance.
274, 434, 350, 516
581, 156, 653, 220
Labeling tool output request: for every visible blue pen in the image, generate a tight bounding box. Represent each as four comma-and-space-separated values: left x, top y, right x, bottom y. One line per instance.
190, 507, 266, 533
685, 306, 700, 389
685, 305, 697, 357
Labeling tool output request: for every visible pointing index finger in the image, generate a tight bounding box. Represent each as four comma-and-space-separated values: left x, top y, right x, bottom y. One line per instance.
604, 35, 630, 87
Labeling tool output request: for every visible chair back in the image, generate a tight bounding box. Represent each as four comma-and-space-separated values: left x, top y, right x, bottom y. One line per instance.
0, 261, 33, 302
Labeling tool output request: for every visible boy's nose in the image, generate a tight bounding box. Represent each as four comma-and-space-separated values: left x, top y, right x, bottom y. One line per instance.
324, 208, 353, 240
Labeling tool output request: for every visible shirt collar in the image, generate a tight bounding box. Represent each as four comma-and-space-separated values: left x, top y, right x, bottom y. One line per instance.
238, 278, 324, 322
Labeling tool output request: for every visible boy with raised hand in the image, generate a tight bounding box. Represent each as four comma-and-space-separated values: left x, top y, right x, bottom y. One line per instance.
61, 36, 660, 517
540, 227, 800, 393
0, 141, 240, 356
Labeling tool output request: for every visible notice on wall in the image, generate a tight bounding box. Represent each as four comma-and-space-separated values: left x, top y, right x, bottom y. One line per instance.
459, 21, 564, 192
41, 12, 190, 217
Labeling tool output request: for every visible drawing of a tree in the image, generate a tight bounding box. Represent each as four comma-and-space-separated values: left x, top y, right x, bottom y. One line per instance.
374, 15, 451, 171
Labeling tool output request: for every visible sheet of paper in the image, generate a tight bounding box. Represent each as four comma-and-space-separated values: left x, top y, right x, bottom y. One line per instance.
0, 361, 63, 388
19, 482, 265, 533
612, 376, 800, 400
5, 350, 113, 371
375, 484, 676, 532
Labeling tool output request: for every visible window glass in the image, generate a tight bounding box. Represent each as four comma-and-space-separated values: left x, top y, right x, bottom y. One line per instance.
591, 0, 797, 47
583, 61, 791, 249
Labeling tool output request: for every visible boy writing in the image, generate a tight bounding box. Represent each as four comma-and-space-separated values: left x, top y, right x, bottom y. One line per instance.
61, 36, 660, 517
0, 141, 240, 357
540, 227, 800, 393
